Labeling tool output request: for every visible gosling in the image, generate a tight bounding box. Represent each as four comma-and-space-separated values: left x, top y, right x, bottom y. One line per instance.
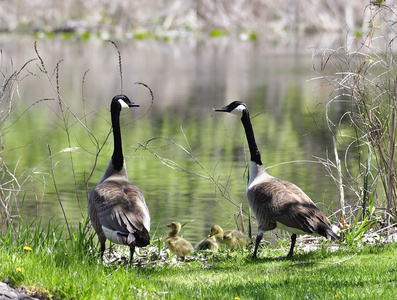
165, 221, 194, 260
195, 235, 219, 251
210, 225, 250, 249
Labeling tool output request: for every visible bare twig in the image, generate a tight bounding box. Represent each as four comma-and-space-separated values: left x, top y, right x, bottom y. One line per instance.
47, 144, 72, 240
107, 40, 123, 93
138, 131, 247, 214
333, 136, 345, 220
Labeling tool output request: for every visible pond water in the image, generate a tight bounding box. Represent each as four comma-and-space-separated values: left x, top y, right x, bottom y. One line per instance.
0, 34, 347, 245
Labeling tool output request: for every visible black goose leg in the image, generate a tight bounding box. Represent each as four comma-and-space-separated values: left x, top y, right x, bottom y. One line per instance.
129, 245, 135, 265
287, 234, 297, 258
253, 232, 263, 259
100, 242, 106, 260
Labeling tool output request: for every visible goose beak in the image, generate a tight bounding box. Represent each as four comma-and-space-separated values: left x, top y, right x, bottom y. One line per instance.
128, 102, 140, 108
214, 106, 228, 112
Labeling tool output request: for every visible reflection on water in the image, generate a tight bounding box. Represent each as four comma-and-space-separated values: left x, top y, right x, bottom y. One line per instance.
1, 34, 343, 244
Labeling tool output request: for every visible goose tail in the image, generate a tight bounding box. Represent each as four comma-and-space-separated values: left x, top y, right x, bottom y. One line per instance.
319, 224, 341, 241
109, 228, 150, 247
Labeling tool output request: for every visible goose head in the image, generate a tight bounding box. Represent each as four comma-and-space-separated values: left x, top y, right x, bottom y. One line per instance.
111, 94, 140, 112
209, 225, 223, 237
214, 101, 248, 117
167, 221, 182, 234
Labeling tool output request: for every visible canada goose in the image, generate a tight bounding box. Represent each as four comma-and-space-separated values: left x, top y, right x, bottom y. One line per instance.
209, 225, 250, 249
165, 221, 194, 259
195, 235, 219, 251
214, 101, 340, 258
88, 94, 150, 264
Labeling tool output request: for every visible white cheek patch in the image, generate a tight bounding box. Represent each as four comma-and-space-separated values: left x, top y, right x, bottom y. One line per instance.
231, 104, 246, 116
118, 99, 129, 109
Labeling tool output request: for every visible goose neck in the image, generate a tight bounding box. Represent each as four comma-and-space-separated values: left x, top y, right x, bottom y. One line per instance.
241, 110, 262, 165
111, 105, 124, 171
168, 231, 178, 237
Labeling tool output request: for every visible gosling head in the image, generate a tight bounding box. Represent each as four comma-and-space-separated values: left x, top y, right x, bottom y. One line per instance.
210, 225, 223, 237
214, 101, 247, 117
167, 221, 182, 234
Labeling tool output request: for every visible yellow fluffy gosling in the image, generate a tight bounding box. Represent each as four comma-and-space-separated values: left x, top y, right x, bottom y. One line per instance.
195, 235, 219, 251
210, 225, 250, 249
165, 221, 194, 260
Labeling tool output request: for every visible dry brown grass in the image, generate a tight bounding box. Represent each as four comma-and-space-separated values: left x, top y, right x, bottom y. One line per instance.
0, 0, 386, 34
312, 4, 397, 225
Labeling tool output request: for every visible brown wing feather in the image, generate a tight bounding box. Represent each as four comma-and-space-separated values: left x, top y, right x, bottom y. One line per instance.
89, 178, 150, 247
248, 177, 339, 240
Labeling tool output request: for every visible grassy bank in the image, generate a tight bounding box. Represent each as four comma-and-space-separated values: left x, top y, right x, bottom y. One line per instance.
1, 3, 397, 300
0, 218, 396, 299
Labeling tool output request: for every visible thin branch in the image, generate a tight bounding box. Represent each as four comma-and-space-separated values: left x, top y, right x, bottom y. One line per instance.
47, 144, 72, 240
107, 40, 123, 93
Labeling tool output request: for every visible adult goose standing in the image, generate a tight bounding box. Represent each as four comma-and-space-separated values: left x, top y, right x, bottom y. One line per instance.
214, 101, 340, 258
88, 94, 150, 264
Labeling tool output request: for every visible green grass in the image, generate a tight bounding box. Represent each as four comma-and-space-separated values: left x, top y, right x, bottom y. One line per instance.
1, 219, 397, 299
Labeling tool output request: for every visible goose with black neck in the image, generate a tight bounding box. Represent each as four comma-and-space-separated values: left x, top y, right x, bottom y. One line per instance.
88, 94, 151, 264
214, 101, 340, 259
